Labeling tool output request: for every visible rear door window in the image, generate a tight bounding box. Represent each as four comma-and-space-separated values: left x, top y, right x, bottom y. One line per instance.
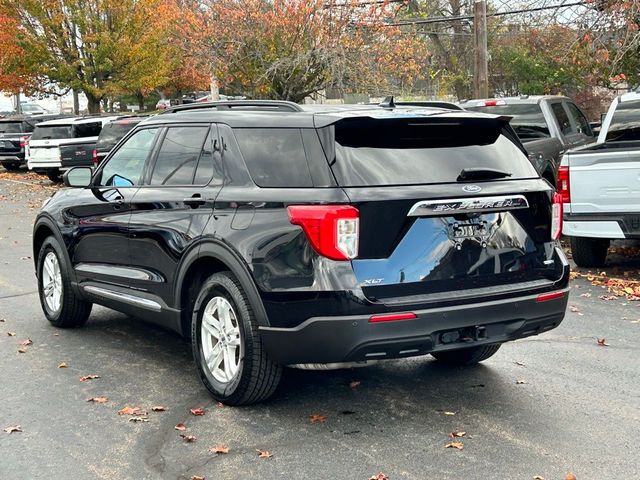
149, 126, 209, 185
325, 117, 537, 187
550, 103, 575, 136
234, 128, 312, 187
30, 125, 73, 140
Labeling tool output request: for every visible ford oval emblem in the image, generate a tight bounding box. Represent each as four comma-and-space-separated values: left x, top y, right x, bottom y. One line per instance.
462, 184, 482, 193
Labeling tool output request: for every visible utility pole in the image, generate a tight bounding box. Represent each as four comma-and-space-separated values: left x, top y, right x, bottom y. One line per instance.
474, 0, 488, 98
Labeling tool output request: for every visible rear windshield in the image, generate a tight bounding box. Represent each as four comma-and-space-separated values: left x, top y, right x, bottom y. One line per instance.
465, 104, 550, 140
606, 100, 640, 142
0, 122, 23, 134
325, 118, 537, 187
30, 125, 73, 140
96, 121, 139, 151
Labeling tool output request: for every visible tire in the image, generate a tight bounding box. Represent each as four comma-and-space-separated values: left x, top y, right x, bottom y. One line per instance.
431, 344, 501, 366
37, 236, 92, 328
191, 271, 282, 405
46, 170, 62, 183
570, 236, 609, 268
1, 161, 20, 171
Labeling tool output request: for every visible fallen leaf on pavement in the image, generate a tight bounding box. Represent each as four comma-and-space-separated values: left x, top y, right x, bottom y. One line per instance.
118, 406, 145, 416
20, 256, 31, 260
216, 402, 224, 407
129, 417, 149, 423
7, 332, 16, 336
565, 474, 577, 480
190, 408, 205, 416
17, 346, 28, 353
86, 397, 109, 404
445, 441, 464, 450
3, 425, 22, 433
309, 414, 327, 424
191, 476, 205, 480
79, 374, 100, 382
256, 449, 273, 458
209, 445, 230, 454
597, 338, 609, 347
599, 295, 617, 301
515, 361, 525, 366
569, 305, 580, 312
349, 380, 361, 389
442, 411, 456, 416
174, 423, 187, 431
579, 292, 591, 298
151, 406, 167, 412
19, 339, 32, 346
180, 434, 196, 442
448, 431, 466, 438
369, 473, 389, 480
516, 379, 527, 384
57, 362, 67, 368
533, 476, 545, 480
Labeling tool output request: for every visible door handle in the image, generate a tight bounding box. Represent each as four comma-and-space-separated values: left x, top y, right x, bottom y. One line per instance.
184, 194, 206, 208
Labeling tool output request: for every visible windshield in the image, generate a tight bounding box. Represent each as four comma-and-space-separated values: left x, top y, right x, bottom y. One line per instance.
30, 125, 73, 140
325, 117, 538, 187
465, 104, 550, 140
606, 100, 640, 142
0, 122, 23, 134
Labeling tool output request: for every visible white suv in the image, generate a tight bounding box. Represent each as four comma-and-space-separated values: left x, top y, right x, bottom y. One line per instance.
27, 116, 120, 181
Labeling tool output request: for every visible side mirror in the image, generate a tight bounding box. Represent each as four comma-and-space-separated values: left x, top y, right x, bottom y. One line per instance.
63, 167, 93, 188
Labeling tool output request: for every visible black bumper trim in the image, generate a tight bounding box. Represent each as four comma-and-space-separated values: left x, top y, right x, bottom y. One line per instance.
259, 288, 569, 364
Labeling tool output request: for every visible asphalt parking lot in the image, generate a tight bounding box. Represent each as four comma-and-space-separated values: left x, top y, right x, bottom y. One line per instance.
0, 169, 639, 480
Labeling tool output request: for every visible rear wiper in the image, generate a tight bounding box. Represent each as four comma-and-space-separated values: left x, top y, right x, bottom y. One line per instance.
457, 168, 512, 181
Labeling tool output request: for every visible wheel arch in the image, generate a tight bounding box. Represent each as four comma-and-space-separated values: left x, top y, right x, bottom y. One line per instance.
176, 242, 270, 337
33, 217, 73, 278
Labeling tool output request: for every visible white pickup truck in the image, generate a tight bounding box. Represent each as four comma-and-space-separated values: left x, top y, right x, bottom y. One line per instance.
560, 90, 640, 267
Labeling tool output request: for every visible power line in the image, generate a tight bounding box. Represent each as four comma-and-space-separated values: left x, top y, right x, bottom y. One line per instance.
385, 1, 589, 27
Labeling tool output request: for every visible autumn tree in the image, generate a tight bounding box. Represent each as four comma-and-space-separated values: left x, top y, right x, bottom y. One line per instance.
187, 0, 429, 102
0, 0, 180, 113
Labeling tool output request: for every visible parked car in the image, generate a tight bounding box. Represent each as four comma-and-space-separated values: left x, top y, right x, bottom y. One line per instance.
0, 114, 70, 171
93, 116, 145, 166
559, 90, 640, 267
461, 96, 595, 185
27, 116, 120, 182
33, 100, 569, 405
155, 99, 179, 110
20, 103, 51, 115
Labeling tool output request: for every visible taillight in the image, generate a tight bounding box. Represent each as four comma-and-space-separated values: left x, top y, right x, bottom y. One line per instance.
369, 312, 417, 323
92, 149, 98, 166
287, 205, 359, 260
551, 192, 563, 240
557, 166, 570, 203
19, 135, 28, 148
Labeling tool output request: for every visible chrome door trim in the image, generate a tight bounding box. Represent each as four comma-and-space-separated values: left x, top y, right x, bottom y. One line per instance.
83, 285, 162, 312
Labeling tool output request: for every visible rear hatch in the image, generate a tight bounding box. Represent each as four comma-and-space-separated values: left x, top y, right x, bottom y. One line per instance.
0, 120, 26, 155
321, 115, 564, 305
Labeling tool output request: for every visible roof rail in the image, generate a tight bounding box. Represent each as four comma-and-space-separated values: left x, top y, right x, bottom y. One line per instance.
162, 100, 304, 114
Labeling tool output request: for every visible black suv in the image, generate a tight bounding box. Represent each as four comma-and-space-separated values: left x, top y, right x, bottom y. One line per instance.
33, 100, 570, 405
0, 114, 69, 171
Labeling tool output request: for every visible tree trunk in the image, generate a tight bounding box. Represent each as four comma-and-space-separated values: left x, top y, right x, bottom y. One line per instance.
85, 92, 101, 114
210, 76, 220, 101
136, 92, 145, 112
73, 90, 80, 115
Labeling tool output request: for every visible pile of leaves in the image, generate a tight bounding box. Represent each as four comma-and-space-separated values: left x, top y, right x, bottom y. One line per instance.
571, 270, 640, 300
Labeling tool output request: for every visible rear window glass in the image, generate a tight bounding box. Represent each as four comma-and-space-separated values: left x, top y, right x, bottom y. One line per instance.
551, 103, 575, 136
30, 125, 73, 140
234, 128, 312, 187
465, 104, 550, 139
326, 118, 537, 187
606, 100, 640, 142
0, 122, 23, 134
97, 121, 140, 151
73, 121, 102, 138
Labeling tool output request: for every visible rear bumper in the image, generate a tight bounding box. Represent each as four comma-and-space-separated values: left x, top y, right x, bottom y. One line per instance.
563, 213, 640, 239
259, 288, 569, 365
